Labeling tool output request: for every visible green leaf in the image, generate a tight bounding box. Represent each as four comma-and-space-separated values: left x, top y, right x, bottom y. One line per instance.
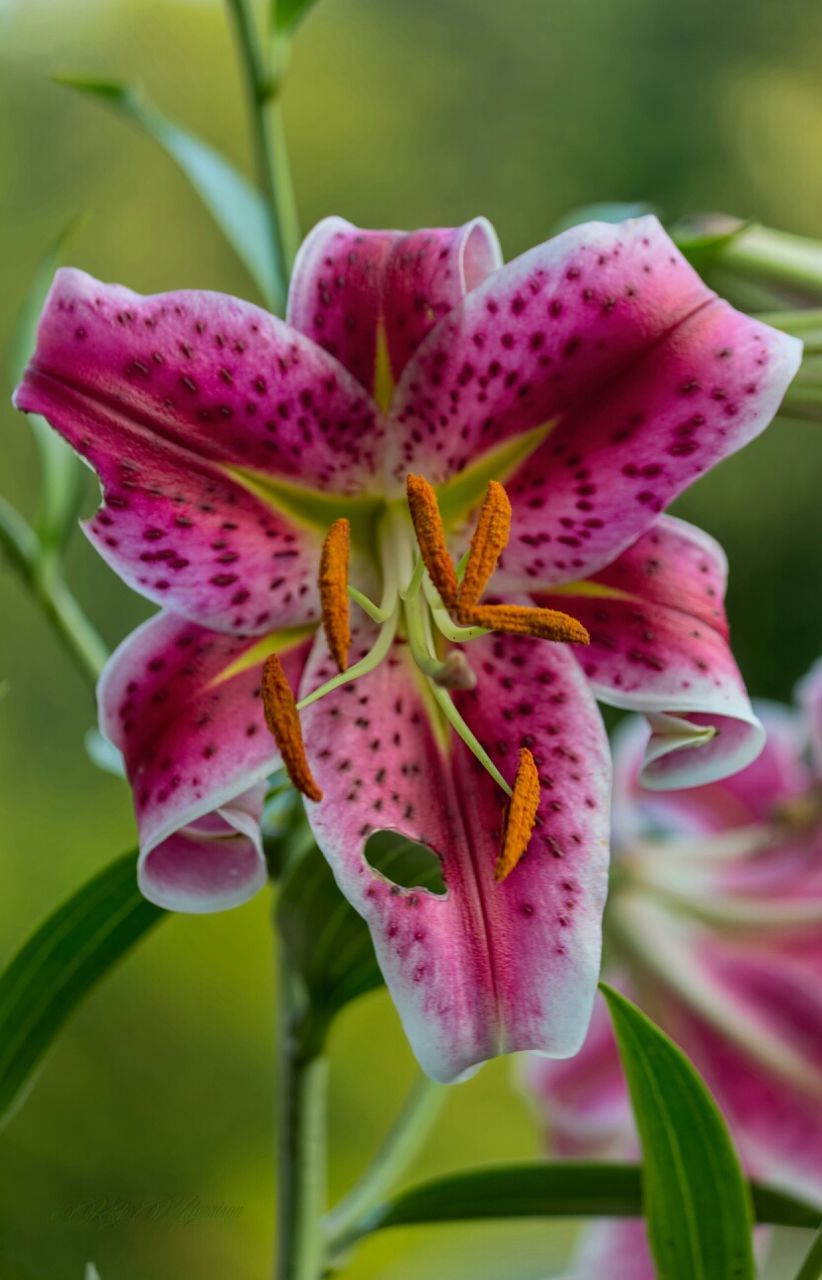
601, 984, 756, 1280
332, 1162, 819, 1249
552, 201, 657, 234
272, 0, 321, 35
9, 218, 86, 555
795, 1224, 822, 1280
276, 832, 445, 1039
0, 853, 165, 1127
54, 75, 283, 309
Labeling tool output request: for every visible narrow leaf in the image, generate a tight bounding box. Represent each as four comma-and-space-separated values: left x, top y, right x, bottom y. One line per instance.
9, 219, 85, 554
54, 75, 283, 309
273, 0, 321, 35
333, 1163, 820, 1247
601, 983, 756, 1280
0, 853, 164, 1127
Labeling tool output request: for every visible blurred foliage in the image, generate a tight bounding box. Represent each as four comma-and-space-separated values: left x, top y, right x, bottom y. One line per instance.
1, 0, 822, 1276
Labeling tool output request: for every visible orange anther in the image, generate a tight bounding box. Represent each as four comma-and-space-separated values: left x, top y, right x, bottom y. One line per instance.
319, 517, 351, 672
496, 748, 541, 883
261, 654, 323, 803
458, 481, 512, 608
406, 473, 459, 608
459, 602, 590, 646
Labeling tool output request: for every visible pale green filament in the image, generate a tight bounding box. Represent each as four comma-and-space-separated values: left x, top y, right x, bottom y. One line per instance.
422, 574, 489, 642
296, 611, 398, 711
347, 584, 395, 624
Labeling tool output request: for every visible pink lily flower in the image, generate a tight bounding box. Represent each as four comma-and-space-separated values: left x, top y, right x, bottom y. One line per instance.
13, 215, 799, 1082
523, 662, 822, 1272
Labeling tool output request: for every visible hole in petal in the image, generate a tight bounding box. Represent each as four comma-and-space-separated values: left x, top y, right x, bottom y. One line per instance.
364, 830, 447, 896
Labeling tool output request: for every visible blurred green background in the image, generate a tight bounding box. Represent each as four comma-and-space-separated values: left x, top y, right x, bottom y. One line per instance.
2, 0, 822, 1276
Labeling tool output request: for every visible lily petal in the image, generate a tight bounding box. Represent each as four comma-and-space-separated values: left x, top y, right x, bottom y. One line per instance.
298, 623, 610, 1082
614, 895, 822, 1113
139, 784, 268, 913
287, 217, 502, 400
660, 984, 822, 1201
539, 516, 765, 787
611, 703, 809, 839
99, 610, 313, 908
14, 269, 384, 632
389, 216, 800, 572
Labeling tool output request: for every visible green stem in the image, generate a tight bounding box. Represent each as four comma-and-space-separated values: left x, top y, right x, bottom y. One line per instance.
0, 498, 107, 691
226, 0, 301, 298
276, 946, 328, 1280
323, 1074, 446, 1254
796, 1225, 822, 1280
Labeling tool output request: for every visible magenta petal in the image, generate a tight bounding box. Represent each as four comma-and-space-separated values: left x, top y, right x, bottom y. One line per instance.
299, 624, 610, 1082
13, 270, 392, 632
539, 516, 764, 787
99, 610, 313, 905
16, 268, 383, 489
612, 704, 809, 839
659, 977, 822, 1201
138, 784, 268, 913
618, 895, 822, 1196
390, 216, 800, 578
287, 217, 502, 396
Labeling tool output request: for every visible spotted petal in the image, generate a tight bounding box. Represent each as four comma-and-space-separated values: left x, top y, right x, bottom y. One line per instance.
536, 516, 765, 787
298, 624, 610, 1082
287, 217, 502, 400
99, 610, 313, 910
14, 269, 383, 633
389, 216, 800, 577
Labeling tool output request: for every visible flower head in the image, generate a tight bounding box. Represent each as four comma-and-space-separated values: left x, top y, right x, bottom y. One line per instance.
13, 215, 800, 1081
523, 661, 822, 1272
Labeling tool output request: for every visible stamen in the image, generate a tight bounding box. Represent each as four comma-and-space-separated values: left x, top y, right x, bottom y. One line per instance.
496, 748, 540, 883
458, 480, 512, 608
261, 654, 323, 803
348, 584, 394, 624
406, 473, 458, 608
319, 517, 351, 672
459, 602, 590, 645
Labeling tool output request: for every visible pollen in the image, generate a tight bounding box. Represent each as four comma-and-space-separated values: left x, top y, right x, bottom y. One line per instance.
319, 517, 351, 672
406, 473, 459, 608
460, 602, 590, 645
458, 481, 512, 608
496, 748, 540, 883
261, 654, 323, 803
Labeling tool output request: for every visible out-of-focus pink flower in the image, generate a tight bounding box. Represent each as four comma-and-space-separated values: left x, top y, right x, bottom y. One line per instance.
14, 216, 799, 1082
523, 661, 822, 1273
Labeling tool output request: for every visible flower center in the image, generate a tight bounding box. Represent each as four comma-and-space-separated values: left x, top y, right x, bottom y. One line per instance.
262, 473, 589, 883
